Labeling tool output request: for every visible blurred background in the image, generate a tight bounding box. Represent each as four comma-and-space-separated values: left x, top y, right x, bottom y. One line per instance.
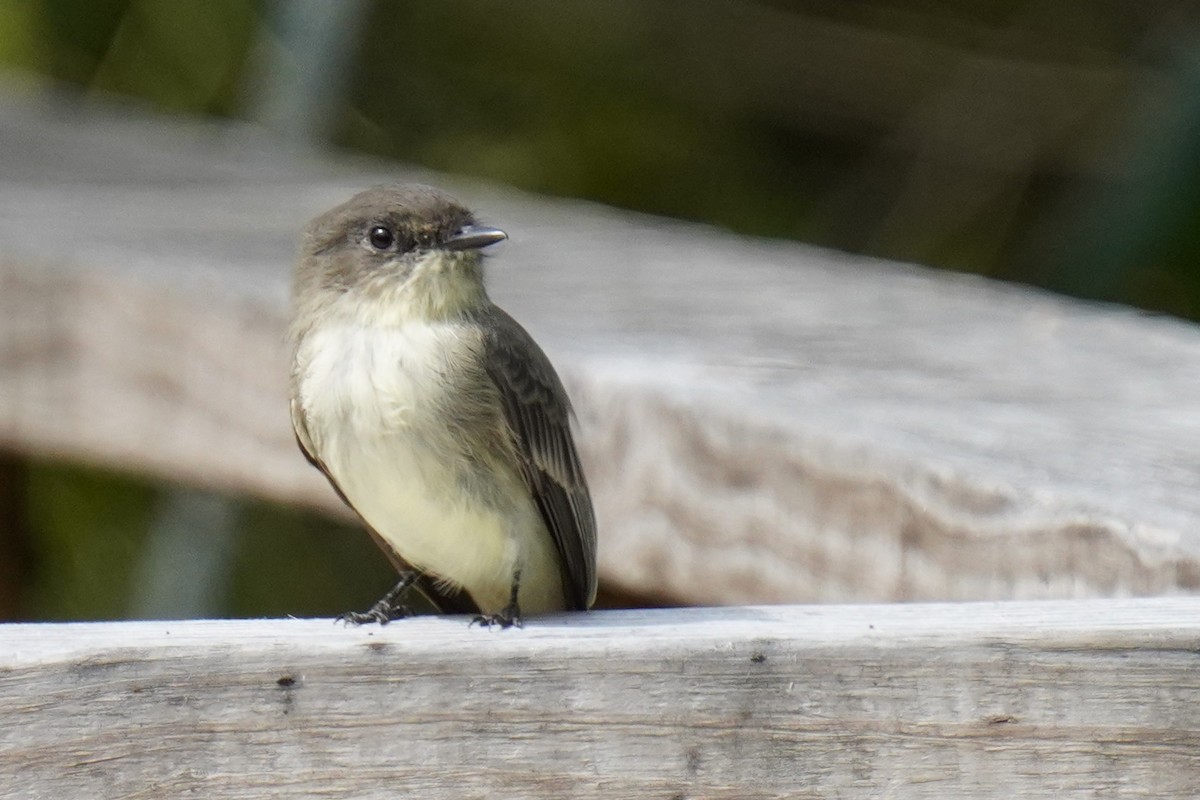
3, 0, 1200, 621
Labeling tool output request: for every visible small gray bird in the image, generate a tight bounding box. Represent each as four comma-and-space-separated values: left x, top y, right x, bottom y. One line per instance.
288, 184, 597, 627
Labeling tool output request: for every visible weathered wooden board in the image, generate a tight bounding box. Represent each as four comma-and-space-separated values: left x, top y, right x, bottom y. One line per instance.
2, 600, 1199, 799
3, 91, 1200, 605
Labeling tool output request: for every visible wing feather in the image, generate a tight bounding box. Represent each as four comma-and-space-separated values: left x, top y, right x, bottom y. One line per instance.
481, 308, 598, 610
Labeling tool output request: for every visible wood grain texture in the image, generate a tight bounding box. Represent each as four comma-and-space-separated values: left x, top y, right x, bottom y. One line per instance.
3, 92, 1200, 605
3, 600, 1200, 798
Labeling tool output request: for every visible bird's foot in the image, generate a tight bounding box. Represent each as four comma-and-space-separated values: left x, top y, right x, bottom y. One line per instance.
336, 602, 413, 626
336, 571, 421, 626
471, 601, 523, 629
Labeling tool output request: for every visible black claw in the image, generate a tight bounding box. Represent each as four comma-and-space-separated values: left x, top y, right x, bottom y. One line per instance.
336, 571, 420, 626
470, 601, 523, 629
470, 570, 524, 629
336, 604, 412, 626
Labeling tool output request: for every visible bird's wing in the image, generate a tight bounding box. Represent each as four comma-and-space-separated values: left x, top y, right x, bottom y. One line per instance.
481, 307, 598, 610
289, 399, 480, 615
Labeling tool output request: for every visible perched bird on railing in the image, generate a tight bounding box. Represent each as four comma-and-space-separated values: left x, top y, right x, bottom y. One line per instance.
288, 184, 597, 628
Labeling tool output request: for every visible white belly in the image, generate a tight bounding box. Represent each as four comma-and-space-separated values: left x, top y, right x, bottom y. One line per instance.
296, 321, 564, 613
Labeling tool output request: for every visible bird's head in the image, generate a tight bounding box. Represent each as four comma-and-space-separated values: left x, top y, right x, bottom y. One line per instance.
296, 183, 506, 325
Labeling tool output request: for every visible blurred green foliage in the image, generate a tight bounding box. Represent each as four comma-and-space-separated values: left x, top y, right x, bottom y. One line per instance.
23, 463, 155, 619
4, 0, 1199, 314
4, 0, 1200, 620
19, 462, 398, 621
230, 498, 398, 619
4, 0, 256, 113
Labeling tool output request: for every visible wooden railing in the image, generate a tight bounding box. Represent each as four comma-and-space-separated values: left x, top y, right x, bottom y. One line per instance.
4, 600, 1200, 797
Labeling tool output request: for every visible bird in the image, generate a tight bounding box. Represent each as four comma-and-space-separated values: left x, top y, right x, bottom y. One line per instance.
288, 184, 597, 628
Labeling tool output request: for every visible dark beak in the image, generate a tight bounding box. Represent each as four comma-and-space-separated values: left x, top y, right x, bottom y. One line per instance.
444, 225, 507, 251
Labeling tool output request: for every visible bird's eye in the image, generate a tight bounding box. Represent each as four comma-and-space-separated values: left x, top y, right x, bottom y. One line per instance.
367, 225, 395, 250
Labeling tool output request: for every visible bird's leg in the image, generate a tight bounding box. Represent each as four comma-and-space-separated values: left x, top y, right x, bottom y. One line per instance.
337, 569, 422, 626
472, 569, 523, 629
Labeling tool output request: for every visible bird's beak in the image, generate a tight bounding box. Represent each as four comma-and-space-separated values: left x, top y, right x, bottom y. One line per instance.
444, 225, 507, 251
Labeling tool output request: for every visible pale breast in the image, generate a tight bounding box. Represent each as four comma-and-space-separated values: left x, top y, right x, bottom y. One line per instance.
294, 320, 564, 612
298, 322, 457, 438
